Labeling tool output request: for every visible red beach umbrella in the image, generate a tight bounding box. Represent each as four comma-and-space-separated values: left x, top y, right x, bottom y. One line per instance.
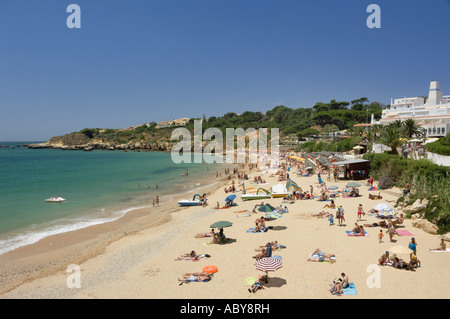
254, 257, 283, 275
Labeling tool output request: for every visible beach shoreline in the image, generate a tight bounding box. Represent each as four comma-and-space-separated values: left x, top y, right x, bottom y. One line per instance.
1, 158, 449, 299
0, 173, 231, 295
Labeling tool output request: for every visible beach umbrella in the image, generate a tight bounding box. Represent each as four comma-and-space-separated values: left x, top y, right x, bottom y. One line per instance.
266, 211, 283, 219
373, 203, 393, 211
328, 186, 338, 190
254, 257, 283, 275
368, 186, 380, 191
389, 245, 413, 255
346, 182, 361, 188
377, 208, 398, 218
225, 194, 236, 203
258, 204, 275, 213
210, 221, 233, 229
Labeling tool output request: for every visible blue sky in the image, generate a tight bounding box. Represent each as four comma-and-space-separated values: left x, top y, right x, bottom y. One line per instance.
1, 0, 449, 141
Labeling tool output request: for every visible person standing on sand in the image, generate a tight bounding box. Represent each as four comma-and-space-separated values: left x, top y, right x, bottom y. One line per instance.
378, 230, 384, 243
357, 204, 365, 221
409, 238, 417, 255
156, 196, 159, 206
387, 222, 395, 242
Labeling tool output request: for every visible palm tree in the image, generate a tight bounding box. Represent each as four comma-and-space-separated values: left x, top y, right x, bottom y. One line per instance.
402, 118, 423, 138
380, 124, 402, 155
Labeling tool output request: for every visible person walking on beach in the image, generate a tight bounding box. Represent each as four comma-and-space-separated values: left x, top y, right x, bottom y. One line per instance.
156, 196, 159, 206
409, 238, 417, 255
378, 230, 384, 243
357, 204, 365, 221
336, 206, 345, 226
387, 222, 395, 242
336, 207, 342, 226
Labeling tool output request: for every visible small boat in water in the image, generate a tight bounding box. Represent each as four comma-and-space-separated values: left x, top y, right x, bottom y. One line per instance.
46, 196, 66, 203
178, 194, 202, 206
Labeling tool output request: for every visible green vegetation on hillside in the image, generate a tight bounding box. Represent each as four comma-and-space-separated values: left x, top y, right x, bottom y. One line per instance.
425, 134, 450, 156
363, 153, 450, 234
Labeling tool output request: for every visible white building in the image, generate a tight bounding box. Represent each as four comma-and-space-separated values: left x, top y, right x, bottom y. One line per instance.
371, 81, 450, 137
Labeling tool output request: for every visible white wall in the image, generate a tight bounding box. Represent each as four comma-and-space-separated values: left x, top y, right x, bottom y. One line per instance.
426, 151, 450, 167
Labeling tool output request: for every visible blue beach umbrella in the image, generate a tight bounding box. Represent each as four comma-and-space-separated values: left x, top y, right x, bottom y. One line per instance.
225, 194, 236, 203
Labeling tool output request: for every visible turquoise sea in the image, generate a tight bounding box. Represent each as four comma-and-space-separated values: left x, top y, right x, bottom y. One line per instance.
0, 142, 221, 255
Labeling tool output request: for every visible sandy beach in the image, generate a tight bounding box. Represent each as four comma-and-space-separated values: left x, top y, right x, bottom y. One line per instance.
0, 158, 449, 300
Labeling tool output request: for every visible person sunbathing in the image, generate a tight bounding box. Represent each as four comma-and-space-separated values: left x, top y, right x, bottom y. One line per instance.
347, 226, 365, 236
175, 250, 197, 261
329, 278, 343, 294
364, 220, 387, 228
378, 251, 391, 266
178, 272, 212, 284
429, 238, 447, 251
391, 214, 404, 227
252, 223, 261, 233
248, 278, 265, 293
209, 233, 220, 244
253, 248, 268, 260
312, 211, 331, 218
351, 223, 363, 233
323, 200, 336, 209
311, 248, 335, 258
307, 256, 336, 263
368, 193, 383, 200
195, 229, 215, 238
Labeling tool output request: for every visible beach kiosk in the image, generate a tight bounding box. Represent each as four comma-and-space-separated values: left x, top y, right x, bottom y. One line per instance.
331, 159, 370, 180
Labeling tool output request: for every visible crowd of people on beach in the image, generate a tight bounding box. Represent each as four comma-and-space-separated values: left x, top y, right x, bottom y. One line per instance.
172, 152, 447, 297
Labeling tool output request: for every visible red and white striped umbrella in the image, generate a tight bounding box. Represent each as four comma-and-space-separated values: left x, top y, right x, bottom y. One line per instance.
254, 257, 283, 273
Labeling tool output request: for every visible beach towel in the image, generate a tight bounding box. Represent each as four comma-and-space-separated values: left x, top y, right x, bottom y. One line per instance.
346, 231, 368, 237
246, 227, 266, 233
340, 282, 357, 296
429, 248, 450, 253
396, 229, 414, 236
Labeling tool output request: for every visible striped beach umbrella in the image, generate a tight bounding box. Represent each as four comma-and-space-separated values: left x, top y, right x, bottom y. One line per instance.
368, 186, 380, 191
266, 211, 283, 219
389, 245, 413, 255
254, 257, 283, 274
373, 203, 393, 211
377, 208, 398, 218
